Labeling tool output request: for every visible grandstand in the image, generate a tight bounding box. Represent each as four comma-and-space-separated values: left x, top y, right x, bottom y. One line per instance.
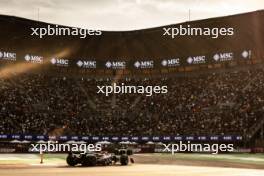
0, 10, 263, 149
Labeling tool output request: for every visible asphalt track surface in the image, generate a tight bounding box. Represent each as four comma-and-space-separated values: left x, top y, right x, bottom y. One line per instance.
0, 154, 264, 176
1, 164, 264, 176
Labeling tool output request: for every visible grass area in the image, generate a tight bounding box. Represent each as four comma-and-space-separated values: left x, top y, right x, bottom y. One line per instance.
0, 153, 66, 165
0, 153, 263, 166
155, 153, 264, 165
44, 153, 67, 160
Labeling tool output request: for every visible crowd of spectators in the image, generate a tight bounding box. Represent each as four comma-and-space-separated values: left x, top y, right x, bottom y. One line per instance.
0, 68, 263, 136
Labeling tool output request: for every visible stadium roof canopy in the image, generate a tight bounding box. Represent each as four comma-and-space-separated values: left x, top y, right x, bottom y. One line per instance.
0, 10, 263, 61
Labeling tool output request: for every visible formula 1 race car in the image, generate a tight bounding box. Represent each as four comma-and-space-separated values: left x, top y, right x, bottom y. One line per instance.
66, 148, 134, 167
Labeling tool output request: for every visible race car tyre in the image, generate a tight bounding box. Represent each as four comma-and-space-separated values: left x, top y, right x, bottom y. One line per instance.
82, 155, 97, 166
120, 154, 129, 165
66, 155, 78, 166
